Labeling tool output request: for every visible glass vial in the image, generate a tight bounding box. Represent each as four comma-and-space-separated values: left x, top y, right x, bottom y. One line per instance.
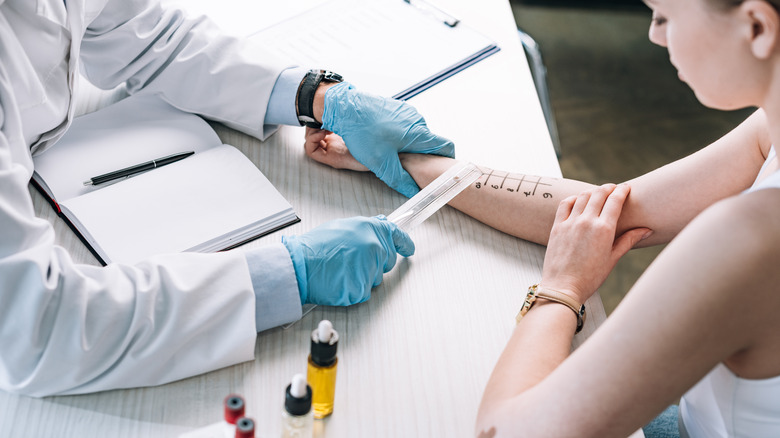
307, 320, 339, 419
282, 374, 314, 438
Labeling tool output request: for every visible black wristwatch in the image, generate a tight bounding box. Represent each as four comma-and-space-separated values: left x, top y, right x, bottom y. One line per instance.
296, 69, 344, 129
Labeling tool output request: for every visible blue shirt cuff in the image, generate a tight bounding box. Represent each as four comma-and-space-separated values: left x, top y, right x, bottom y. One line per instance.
264, 67, 308, 127
244, 243, 303, 332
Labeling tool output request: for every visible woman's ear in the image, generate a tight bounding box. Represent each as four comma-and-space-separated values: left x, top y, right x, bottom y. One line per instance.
742, 0, 780, 59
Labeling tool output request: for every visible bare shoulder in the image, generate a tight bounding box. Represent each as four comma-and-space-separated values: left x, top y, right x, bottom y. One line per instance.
612, 188, 780, 374
680, 188, 780, 292
708, 109, 772, 170
745, 109, 773, 159
704, 187, 780, 253
682, 188, 780, 377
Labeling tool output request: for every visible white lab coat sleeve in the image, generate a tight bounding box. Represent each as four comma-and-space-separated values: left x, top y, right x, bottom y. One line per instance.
0, 99, 259, 396
245, 244, 303, 332
79, 0, 294, 140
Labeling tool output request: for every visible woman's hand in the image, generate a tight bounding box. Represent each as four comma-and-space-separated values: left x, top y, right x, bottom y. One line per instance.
304, 127, 369, 172
540, 184, 652, 304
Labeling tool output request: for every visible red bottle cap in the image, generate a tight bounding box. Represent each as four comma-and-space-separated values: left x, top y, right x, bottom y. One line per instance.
223, 395, 245, 425
234, 417, 255, 438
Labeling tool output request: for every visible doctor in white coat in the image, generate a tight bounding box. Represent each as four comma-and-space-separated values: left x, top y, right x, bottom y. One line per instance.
0, 0, 454, 396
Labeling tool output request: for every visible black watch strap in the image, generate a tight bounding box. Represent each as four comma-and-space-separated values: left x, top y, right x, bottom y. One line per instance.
296, 69, 344, 129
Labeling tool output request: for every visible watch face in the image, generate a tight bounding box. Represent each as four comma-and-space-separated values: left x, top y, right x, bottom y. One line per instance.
515, 285, 539, 323
519, 292, 536, 317
323, 71, 344, 83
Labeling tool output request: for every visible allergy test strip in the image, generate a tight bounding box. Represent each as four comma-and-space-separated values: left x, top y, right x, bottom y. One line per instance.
388, 161, 481, 231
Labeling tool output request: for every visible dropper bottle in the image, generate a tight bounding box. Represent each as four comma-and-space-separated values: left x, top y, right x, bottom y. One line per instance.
282, 373, 313, 437
307, 320, 339, 419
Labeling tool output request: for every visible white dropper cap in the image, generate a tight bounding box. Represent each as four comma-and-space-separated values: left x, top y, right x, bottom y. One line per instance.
290, 373, 307, 399
310, 319, 339, 367
285, 373, 311, 415
317, 320, 333, 343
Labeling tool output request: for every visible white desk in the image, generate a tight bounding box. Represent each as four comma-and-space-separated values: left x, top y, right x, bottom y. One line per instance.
0, 1, 613, 436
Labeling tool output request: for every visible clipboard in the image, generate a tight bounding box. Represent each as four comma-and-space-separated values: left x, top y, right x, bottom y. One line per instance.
248, 0, 500, 100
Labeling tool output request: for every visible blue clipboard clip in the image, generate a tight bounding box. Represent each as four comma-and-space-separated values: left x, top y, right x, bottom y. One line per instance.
403, 0, 460, 27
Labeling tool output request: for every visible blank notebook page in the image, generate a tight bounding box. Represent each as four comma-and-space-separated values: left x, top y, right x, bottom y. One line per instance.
62, 145, 293, 265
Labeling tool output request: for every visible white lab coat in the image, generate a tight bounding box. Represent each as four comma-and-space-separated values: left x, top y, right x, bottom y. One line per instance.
0, 0, 295, 396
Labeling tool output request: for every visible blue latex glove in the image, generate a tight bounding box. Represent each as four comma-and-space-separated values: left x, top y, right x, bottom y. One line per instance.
321, 82, 455, 198
281, 216, 415, 306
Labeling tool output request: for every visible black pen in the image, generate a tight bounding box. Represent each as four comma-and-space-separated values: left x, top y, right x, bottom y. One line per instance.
83, 151, 195, 186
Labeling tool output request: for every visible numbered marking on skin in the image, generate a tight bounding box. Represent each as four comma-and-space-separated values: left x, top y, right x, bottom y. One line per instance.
474, 167, 554, 199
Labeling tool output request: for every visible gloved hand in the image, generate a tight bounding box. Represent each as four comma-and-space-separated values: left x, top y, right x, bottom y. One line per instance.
321, 82, 455, 198
281, 216, 415, 306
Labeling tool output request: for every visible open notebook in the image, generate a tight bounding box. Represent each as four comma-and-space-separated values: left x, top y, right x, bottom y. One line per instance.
32, 94, 299, 266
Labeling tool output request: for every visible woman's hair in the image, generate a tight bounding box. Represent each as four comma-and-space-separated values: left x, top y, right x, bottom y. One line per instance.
707, 0, 780, 11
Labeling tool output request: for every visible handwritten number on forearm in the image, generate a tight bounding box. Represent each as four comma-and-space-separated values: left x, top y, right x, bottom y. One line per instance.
473, 167, 554, 199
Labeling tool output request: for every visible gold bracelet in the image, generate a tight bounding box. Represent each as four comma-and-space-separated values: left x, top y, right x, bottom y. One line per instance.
516, 284, 586, 333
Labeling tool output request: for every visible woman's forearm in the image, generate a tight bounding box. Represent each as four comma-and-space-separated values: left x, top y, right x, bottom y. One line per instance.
399, 147, 753, 248
399, 154, 593, 246
476, 301, 578, 435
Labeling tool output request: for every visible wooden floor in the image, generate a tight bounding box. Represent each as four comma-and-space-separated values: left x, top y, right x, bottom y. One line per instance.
509, 2, 755, 313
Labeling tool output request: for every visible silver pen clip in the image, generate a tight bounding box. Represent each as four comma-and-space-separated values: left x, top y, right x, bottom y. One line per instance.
403, 0, 460, 27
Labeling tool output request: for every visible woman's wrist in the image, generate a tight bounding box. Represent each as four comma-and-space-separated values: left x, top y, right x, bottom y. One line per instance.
312, 82, 339, 124
518, 284, 586, 333
399, 154, 457, 188
540, 285, 583, 302
522, 299, 579, 333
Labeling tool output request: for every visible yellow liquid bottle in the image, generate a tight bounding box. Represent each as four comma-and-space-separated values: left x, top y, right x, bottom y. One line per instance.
307, 320, 339, 419
308, 355, 338, 418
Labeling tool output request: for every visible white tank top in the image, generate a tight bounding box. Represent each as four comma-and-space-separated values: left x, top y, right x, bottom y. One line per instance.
679, 146, 780, 438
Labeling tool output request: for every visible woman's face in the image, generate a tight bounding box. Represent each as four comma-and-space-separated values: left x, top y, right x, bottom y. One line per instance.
644, 0, 760, 110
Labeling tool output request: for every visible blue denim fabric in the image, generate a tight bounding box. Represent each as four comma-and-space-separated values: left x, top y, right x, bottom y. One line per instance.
643, 405, 681, 438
